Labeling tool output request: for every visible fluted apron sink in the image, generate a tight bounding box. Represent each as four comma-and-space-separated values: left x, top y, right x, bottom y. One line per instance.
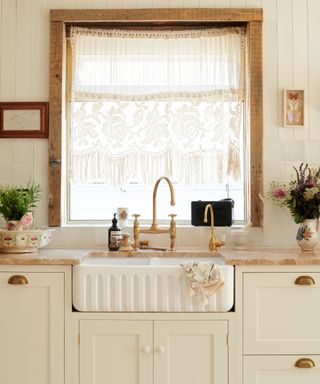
73, 255, 234, 312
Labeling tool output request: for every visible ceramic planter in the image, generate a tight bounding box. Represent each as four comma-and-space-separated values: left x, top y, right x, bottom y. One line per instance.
296, 219, 319, 251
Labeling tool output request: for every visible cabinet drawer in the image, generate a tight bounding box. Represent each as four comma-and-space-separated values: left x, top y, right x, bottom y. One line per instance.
243, 272, 320, 354
244, 355, 320, 384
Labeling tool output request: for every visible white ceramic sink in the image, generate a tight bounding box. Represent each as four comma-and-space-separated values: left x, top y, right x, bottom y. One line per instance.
81, 257, 152, 266
79, 256, 226, 266
73, 254, 234, 312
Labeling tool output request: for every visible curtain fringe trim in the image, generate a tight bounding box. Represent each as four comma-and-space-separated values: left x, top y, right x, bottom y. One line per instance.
72, 90, 245, 102
70, 26, 246, 40
70, 150, 241, 186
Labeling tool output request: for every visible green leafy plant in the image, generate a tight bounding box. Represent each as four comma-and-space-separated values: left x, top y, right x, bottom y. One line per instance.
0, 183, 41, 221
267, 163, 320, 224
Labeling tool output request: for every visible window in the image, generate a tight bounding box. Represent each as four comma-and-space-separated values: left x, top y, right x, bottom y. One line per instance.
49, 9, 263, 227
68, 26, 246, 223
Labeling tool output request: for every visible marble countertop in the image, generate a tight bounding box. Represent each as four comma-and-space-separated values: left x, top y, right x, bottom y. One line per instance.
222, 248, 320, 265
1, 247, 320, 265
0, 249, 87, 265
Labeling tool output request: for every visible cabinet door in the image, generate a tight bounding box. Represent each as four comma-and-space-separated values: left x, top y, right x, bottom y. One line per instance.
0, 272, 64, 384
154, 320, 228, 384
243, 272, 320, 354
244, 355, 320, 384
79, 320, 153, 384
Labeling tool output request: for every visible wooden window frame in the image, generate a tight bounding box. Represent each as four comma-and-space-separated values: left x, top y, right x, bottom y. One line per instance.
49, 8, 263, 227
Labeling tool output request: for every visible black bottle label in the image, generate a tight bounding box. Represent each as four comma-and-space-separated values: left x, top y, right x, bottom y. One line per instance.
109, 230, 122, 251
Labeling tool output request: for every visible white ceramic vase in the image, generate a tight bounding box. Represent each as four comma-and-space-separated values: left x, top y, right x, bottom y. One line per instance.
296, 219, 319, 251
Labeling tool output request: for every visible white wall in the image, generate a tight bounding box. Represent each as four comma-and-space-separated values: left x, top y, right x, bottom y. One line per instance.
0, 0, 320, 248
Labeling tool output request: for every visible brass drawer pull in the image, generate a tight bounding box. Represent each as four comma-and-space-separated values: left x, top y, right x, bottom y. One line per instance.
8, 275, 29, 285
294, 275, 315, 285
295, 358, 315, 368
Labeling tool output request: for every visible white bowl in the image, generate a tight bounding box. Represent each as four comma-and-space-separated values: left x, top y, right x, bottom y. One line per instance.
0, 228, 54, 253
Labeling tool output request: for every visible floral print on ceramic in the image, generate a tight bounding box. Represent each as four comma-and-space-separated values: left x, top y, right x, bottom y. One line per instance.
5, 220, 23, 231
0, 228, 54, 253
296, 219, 319, 251
5, 212, 33, 231
20, 212, 33, 228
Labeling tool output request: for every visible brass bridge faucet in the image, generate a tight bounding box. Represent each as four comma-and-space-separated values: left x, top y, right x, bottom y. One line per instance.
132, 177, 177, 251
204, 204, 225, 251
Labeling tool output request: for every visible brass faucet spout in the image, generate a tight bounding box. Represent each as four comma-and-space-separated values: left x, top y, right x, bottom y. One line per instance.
204, 203, 224, 252
204, 204, 214, 226
151, 176, 175, 230
132, 177, 177, 251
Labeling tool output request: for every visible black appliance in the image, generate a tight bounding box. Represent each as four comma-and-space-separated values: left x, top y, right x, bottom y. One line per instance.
191, 199, 234, 227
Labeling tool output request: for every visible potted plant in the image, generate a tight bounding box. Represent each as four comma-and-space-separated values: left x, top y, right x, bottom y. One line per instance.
0, 183, 41, 231
267, 163, 320, 251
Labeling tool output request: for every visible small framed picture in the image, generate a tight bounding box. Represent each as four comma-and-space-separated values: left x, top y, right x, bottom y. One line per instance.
0, 102, 49, 138
283, 89, 305, 128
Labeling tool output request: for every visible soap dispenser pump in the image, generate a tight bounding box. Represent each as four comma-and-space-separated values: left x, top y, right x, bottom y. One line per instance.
108, 213, 122, 251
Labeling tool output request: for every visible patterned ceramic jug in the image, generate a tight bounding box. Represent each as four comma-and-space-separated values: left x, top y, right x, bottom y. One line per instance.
296, 219, 319, 251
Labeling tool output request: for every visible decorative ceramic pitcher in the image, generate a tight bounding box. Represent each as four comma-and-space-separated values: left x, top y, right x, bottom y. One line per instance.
5, 212, 33, 231
296, 219, 319, 251
5, 220, 22, 231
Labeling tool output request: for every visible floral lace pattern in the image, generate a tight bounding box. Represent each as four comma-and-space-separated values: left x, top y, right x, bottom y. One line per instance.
70, 99, 242, 185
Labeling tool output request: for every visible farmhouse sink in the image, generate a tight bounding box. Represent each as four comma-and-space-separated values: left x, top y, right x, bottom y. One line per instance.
73, 254, 234, 312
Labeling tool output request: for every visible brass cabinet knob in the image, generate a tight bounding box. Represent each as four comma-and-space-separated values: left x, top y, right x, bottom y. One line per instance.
7, 275, 29, 285
295, 358, 315, 368
294, 275, 315, 285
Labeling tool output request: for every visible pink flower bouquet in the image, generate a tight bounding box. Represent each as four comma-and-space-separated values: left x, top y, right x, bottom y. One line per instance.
267, 163, 320, 224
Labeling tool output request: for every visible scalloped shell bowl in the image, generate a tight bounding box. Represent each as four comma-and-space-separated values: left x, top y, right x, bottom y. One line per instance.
0, 228, 54, 253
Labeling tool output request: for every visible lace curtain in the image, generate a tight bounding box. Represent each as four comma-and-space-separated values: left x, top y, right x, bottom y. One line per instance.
70, 26, 246, 186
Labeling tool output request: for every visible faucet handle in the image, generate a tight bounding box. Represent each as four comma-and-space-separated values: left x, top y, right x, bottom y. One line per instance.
168, 214, 177, 251
132, 214, 140, 229
169, 214, 177, 227
132, 214, 140, 251
132, 214, 141, 225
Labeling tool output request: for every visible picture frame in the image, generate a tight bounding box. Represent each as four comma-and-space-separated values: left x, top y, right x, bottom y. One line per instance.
283, 89, 305, 128
0, 102, 49, 138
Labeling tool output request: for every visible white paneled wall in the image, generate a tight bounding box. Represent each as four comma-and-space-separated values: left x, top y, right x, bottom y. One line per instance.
0, 0, 320, 248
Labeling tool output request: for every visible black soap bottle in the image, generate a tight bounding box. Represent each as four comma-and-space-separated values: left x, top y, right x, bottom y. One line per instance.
108, 213, 122, 251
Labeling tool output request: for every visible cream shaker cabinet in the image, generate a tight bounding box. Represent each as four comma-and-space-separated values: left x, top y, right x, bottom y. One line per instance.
243, 272, 320, 354
154, 320, 228, 384
243, 270, 320, 383
244, 355, 320, 384
79, 320, 229, 384
79, 320, 153, 384
0, 269, 65, 384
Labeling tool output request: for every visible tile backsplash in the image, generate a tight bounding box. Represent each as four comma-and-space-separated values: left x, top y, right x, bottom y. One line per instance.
48, 225, 260, 250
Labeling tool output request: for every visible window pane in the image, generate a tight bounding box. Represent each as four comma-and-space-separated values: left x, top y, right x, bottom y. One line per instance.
69, 183, 245, 222
67, 27, 247, 224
